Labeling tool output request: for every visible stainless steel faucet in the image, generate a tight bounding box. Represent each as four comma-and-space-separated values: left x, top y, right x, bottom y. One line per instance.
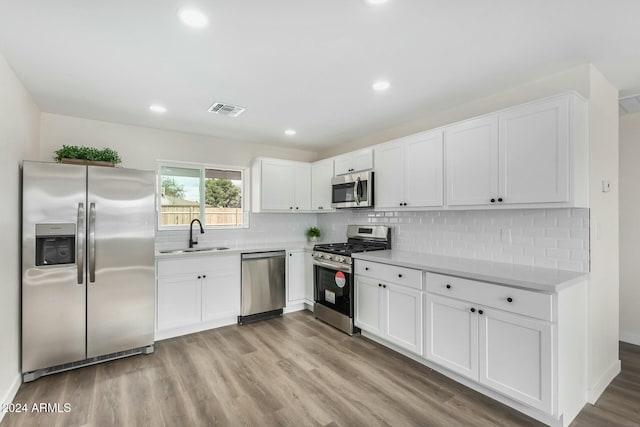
189, 219, 204, 248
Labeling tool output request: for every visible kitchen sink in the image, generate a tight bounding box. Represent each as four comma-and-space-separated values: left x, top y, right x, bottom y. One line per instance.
159, 247, 230, 254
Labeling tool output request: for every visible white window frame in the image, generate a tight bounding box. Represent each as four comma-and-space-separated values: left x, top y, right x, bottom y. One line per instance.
157, 160, 250, 230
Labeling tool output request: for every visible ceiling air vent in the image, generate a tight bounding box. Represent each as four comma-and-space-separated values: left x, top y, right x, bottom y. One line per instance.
619, 94, 640, 116
208, 102, 246, 117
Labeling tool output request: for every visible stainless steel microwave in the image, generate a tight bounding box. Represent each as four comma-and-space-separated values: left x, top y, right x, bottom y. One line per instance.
331, 171, 374, 209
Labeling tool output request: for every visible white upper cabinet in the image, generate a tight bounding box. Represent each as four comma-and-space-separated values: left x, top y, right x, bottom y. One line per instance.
498, 96, 570, 204
445, 116, 499, 206
334, 149, 373, 176
444, 93, 587, 208
311, 159, 334, 211
375, 130, 444, 209
374, 142, 405, 208
252, 158, 311, 212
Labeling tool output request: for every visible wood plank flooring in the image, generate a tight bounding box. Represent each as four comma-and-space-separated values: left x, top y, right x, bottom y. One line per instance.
2, 311, 639, 427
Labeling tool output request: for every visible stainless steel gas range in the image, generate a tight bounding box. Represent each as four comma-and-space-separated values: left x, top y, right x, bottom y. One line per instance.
312, 225, 391, 335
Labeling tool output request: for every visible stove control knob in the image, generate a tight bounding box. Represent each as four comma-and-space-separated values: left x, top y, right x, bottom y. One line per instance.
316, 253, 323, 258
337, 256, 345, 263
325, 255, 332, 261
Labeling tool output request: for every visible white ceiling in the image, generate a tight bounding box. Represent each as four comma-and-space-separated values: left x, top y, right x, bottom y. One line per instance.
1, 0, 639, 151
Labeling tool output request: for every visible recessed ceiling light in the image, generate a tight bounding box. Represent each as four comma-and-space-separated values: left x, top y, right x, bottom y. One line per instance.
372, 80, 390, 91
149, 104, 167, 113
178, 8, 208, 28
366, 0, 388, 4
284, 129, 297, 136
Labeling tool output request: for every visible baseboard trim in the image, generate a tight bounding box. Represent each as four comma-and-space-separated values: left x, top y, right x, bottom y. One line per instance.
620, 332, 640, 346
587, 359, 621, 404
0, 374, 22, 424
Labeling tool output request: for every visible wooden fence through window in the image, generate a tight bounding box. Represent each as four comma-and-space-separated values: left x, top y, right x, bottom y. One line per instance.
161, 205, 243, 226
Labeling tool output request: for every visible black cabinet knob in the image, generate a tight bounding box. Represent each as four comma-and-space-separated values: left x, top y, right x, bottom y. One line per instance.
398, 274, 403, 278
490, 198, 496, 203
197, 275, 201, 279
289, 207, 293, 210
203, 275, 206, 278
289, 253, 292, 256
479, 309, 484, 315
446, 284, 451, 289
296, 207, 299, 210
507, 297, 513, 303
365, 267, 369, 271
399, 202, 403, 206
498, 197, 503, 202
403, 203, 408, 206
470, 308, 476, 313
382, 284, 387, 288
378, 283, 382, 287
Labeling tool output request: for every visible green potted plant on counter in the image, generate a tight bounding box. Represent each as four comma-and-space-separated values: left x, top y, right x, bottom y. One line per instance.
54, 145, 122, 167
306, 226, 321, 243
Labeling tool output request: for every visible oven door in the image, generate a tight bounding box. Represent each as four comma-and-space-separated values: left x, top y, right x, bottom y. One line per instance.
314, 260, 353, 317
331, 172, 373, 209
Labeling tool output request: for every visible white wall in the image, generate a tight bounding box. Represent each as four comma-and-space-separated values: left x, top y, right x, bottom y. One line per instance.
586, 67, 620, 402
619, 112, 640, 345
0, 53, 40, 419
319, 64, 592, 159
39, 113, 318, 170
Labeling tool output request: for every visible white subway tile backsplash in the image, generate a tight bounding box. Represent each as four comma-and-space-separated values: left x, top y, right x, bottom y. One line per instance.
317, 208, 589, 273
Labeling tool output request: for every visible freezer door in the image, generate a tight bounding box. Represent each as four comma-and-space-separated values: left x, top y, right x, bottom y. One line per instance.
22, 161, 87, 372
86, 166, 156, 357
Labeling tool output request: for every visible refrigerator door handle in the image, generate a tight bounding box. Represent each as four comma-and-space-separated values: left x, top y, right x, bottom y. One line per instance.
77, 203, 85, 285
89, 202, 96, 283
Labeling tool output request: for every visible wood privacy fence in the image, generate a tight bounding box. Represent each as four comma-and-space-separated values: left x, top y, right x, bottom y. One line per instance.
161, 205, 243, 226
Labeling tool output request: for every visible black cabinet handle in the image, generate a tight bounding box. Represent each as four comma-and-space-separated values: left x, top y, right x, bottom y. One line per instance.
378, 283, 382, 287
197, 275, 201, 279
296, 207, 299, 210
479, 309, 484, 315
289, 253, 292, 256
382, 284, 387, 288
203, 275, 206, 278
399, 202, 403, 206
398, 274, 403, 278
365, 267, 369, 271
289, 207, 293, 210
507, 297, 513, 303
470, 308, 476, 313
446, 284, 451, 289
490, 198, 496, 203
498, 198, 503, 202
403, 203, 408, 206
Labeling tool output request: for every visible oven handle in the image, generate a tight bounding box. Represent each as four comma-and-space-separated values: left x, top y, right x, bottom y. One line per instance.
313, 259, 352, 274
353, 177, 361, 206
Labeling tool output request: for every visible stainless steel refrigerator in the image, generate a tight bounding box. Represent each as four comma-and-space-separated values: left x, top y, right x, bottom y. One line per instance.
22, 161, 156, 381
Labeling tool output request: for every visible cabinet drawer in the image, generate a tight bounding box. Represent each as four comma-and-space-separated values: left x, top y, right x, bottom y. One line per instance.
426, 273, 552, 322
355, 260, 423, 290
157, 255, 239, 278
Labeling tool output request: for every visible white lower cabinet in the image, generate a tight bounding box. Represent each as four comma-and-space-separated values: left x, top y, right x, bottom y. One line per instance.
425, 294, 478, 380
355, 266, 424, 356
479, 307, 552, 413
156, 254, 241, 339
286, 250, 306, 308
426, 293, 552, 413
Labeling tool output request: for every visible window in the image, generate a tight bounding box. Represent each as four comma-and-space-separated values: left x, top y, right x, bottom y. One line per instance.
158, 162, 248, 229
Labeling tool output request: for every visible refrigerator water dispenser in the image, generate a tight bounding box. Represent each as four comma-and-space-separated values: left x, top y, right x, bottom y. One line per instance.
35, 223, 75, 266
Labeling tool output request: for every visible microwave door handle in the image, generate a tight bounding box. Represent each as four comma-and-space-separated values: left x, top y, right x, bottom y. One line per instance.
77, 202, 84, 285
353, 177, 361, 205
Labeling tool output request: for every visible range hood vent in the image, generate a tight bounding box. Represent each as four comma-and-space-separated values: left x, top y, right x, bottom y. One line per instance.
208, 102, 246, 117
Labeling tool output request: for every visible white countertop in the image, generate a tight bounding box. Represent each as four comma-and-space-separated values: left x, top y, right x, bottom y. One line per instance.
352, 250, 589, 293
155, 240, 316, 259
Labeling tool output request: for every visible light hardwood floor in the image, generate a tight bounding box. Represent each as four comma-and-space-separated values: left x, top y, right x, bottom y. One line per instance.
2, 311, 639, 426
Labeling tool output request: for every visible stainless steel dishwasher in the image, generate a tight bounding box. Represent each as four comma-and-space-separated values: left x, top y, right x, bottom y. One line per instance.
238, 251, 286, 324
